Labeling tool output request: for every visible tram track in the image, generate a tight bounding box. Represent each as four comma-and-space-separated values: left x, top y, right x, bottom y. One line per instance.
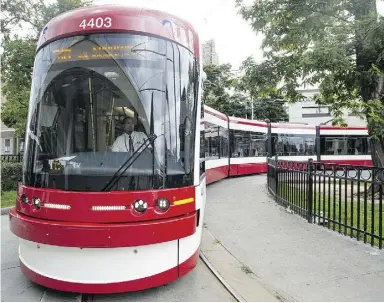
199, 253, 243, 302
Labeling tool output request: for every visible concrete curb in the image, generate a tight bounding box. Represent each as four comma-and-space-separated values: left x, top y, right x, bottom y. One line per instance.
199, 252, 244, 302
1, 206, 14, 215
200, 228, 281, 302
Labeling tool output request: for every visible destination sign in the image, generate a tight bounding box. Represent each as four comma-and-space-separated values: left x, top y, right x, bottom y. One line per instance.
52, 44, 141, 62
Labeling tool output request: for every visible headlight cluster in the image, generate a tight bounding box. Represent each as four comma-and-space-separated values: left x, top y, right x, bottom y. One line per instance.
21, 194, 41, 210
132, 198, 170, 213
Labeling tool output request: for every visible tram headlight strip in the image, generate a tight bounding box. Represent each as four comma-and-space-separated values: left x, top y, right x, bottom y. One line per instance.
92, 205, 126, 211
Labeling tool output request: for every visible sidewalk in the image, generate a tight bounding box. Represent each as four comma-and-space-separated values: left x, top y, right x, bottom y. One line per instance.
203, 175, 384, 301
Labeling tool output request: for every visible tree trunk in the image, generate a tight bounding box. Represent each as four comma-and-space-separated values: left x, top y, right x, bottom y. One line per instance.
370, 136, 384, 168
353, 0, 384, 199
354, 0, 384, 167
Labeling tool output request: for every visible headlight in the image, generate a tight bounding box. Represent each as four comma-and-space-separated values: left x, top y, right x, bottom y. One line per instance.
156, 198, 170, 211
21, 194, 29, 204
33, 197, 41, 209
133, 200, 147, 213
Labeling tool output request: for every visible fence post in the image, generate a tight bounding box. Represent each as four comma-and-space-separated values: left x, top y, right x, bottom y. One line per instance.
274, 155, 279, 195
267, 158, 270, 188
307, 158, 313, 223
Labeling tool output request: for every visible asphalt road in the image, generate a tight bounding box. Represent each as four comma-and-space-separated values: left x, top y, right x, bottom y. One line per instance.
204, 175, 384, 301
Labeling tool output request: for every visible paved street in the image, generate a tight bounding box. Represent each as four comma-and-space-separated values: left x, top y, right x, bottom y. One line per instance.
205, 175, 384, 301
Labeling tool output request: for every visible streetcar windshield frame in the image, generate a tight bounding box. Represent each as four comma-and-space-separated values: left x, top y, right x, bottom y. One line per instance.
23, 33, 199, 191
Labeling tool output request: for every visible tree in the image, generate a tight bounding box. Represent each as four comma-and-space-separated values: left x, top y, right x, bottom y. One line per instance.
1, 39, 36, 137
203, 63, 289, 121
252, 99, 289, 122
203, 63, 235, 108
1, 0, 92, 136
1, 0, 92, 39
236, 0, 384, 168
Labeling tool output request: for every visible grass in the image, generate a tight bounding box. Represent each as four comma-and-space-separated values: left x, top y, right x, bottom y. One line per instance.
277, 181, 383, 249
1, 190, 16, 208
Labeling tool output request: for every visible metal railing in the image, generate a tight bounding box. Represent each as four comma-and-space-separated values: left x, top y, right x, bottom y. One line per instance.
1, 154, 23, 163
267, 156, 383, 249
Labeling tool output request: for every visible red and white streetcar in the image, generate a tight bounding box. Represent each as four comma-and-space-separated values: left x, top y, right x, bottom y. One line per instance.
9, 3, 373, 295
9, 4, 205, 294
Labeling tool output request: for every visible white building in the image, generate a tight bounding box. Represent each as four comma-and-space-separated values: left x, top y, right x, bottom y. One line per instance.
202, 39, 219, 66
287, 88, 366, 126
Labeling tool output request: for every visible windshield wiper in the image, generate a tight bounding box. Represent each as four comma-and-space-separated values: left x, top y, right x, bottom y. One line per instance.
101, 134, 157, 192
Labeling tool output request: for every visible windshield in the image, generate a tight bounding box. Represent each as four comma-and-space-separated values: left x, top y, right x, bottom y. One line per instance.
23, 33, 199, 191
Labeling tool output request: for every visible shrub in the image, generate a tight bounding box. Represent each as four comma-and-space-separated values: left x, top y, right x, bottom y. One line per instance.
1, 162, 23, 191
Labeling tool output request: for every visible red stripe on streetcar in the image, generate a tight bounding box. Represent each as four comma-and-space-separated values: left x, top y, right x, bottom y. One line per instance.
16, 185, 195, 223
9, 208, 196, 248
233, 120, 268, 128
319, 125, 368, 130
37, 5, 200, 58
204, 108, 228, 121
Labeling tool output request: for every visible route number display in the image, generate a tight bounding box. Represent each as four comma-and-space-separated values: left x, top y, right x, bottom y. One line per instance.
79, 17, 112, 29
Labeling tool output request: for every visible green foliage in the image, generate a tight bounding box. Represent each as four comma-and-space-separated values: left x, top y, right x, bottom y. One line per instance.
1, 0, 92, 136
1, 0, 92, 39
238, 57, 282, 99
1, 38, 35, 136
1, 162, 23, 191
203, 63, 235, 108
1, 191, 17, 208
252, 100, 289, 122
236, 0, 384, 137
203, 63, 289, 121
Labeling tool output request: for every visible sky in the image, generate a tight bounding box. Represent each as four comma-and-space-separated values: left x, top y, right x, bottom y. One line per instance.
92, 0, 263, 70
6, 0, 384, 72
92, 0, 384, 71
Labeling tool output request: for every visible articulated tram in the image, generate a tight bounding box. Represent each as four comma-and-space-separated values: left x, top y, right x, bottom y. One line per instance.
10, 5, 205, 294
9, 4, 372, 294
203, 105, 371, 184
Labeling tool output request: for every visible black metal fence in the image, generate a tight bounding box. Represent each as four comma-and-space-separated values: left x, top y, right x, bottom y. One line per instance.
1, 154, 23, 163
267, 157, 383, 249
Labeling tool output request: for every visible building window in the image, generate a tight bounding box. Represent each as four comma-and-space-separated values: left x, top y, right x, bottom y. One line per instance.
4, 139, 11, 153
19, 139, 25, 152
301, 105, 331, 118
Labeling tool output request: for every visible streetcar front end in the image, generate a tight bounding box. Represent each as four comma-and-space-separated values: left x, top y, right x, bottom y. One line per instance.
9, 5, 205, 294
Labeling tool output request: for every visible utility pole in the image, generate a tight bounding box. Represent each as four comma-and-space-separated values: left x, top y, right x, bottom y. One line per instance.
251, 99, 254, 120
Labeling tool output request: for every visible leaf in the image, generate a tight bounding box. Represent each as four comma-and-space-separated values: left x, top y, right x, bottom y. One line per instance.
237, 0, 384, 142
1, 0, 91, 136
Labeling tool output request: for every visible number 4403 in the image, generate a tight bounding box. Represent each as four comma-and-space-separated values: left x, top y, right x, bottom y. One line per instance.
79, 17, 112, 29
